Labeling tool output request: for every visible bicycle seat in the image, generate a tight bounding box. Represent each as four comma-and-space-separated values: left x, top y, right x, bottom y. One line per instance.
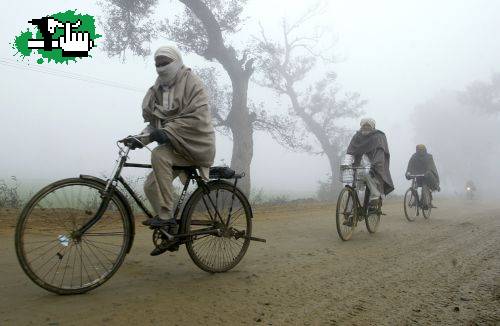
172, 166, 200, 177
172, 165, 199, 171
209, 166, 243, 179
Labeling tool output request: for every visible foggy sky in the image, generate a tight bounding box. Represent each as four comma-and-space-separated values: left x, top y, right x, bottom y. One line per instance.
1, 0, 499, 197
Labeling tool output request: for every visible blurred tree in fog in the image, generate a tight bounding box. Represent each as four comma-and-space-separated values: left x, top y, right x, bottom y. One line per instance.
0, 177, 22, 209
99, 0, 299, 195
413, 86, 500, 194
460, 73, 500, 114
254, 7, 366, 194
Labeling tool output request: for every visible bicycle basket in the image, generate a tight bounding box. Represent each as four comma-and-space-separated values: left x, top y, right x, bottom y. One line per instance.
339, 165, 371, 186
339, 166, 355, 183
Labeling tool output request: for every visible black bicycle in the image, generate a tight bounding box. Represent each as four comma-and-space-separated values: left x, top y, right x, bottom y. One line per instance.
403, 174, 431, 221
15, 136, 265, 294
336, 165, 382, 241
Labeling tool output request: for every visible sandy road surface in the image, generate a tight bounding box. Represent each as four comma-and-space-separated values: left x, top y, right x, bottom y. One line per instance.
0, 199, 499, 325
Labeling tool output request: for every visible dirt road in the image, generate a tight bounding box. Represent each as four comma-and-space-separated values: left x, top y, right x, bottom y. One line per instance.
0, 199, 499, 325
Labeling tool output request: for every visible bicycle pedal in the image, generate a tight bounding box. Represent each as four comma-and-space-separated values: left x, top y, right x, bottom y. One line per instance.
159, 229, 175, 241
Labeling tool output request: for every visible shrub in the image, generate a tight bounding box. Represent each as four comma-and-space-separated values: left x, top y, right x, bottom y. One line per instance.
0, 176, 22, 209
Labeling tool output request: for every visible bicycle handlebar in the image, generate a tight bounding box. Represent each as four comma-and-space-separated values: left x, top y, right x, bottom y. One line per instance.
118, 134, 150, 144
117, 134, 152, 153
407, 174, 425, 178
340, 165, 370, 170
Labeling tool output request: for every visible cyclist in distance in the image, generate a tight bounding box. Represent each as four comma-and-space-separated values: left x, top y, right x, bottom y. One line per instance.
465, 180, 476, 192
346, 118, 394, 211
405, 144, 440, 208
465, 180, 476, 199
123, 45, 216, 255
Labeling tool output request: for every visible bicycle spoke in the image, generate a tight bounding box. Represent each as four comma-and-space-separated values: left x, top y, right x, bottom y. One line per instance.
84, 232, 125, 236
27, 241, 64, 264
82, 238, 111, 272
16, 179, 133, 293
186, 183, 251, 272
60, 243, 74, 288
24, 239, 60, 255
82, 238, 119, 263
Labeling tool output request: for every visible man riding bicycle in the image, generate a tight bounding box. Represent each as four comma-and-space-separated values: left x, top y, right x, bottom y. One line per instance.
124, 45, 216, 255
346, 118, 394, 212
405, 144, 440, 209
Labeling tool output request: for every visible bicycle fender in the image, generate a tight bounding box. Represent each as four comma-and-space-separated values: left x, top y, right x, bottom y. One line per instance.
207, 179, 254, 219
79, 175, 135, 254
179, 179, 254, 233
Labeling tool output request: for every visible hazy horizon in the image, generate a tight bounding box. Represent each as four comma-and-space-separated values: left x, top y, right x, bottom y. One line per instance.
1, 0, 499, 197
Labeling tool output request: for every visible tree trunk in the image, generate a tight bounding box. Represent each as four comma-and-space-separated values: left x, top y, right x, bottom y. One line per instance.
178, 0, 255, 196
285, 84, 344, 198
227, 76, 253, 195
325, 148, 342, 197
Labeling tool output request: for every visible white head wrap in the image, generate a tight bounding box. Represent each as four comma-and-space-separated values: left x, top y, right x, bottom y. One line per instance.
360, 118, 376, 130
154, 45, 183, 86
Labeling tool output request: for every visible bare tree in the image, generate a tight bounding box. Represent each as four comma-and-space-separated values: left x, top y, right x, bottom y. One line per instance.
413, 90, 500, 193
99, 0, 297, 194
195, 66, 304, 151
254, 12, 365, 194
460, 73, 500, 114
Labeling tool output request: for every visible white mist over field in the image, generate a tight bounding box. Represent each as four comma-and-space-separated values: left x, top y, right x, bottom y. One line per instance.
1, 0, 499, 199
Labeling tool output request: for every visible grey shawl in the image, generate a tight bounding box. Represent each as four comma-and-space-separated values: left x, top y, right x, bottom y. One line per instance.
406, 152, 440, 190
347, 130, 394, 195
142, 66, 216, 167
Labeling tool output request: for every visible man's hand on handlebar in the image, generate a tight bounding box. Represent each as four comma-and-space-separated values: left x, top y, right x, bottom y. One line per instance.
120, 136, 144, 150
150, 128, 170, 145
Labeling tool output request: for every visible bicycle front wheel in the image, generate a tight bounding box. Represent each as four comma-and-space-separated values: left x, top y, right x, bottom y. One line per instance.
15, 178, 131, 294
422, 200, 432, 219
365, 200, 381, 233
403, 188, 418, 222
336, 187, 356, 241
184, 180, 252, 273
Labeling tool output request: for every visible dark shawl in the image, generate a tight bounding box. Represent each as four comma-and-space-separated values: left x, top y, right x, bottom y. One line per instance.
347, 130, 394, 195
406, 152, 440, 190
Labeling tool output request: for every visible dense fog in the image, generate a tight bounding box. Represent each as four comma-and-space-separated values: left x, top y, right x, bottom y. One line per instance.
1, 0, 499, 199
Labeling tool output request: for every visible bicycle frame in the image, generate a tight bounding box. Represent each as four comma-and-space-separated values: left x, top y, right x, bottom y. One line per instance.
75, 144, 238, 241
408, 175, 426, 208
344, 167, 372, 220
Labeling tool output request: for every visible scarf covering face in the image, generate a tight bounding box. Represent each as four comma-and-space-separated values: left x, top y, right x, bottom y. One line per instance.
142, 65, 216, 167
347, 129, 394, 195
154, 46, 183, 87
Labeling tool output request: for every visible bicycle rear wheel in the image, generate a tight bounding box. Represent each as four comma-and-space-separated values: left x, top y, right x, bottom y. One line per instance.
403, 188, 418, 222
15, 178, 131, 294
184, 180, 252, 273
336, 187, 356, 241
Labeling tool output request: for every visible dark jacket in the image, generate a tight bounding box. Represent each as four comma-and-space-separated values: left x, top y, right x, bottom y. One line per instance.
347, 130, 394, 195
406, 152, 440, 191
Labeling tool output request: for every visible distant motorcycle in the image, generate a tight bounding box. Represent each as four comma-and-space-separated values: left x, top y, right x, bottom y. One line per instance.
465, 186, 474, 200
465, 181, 476, 200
